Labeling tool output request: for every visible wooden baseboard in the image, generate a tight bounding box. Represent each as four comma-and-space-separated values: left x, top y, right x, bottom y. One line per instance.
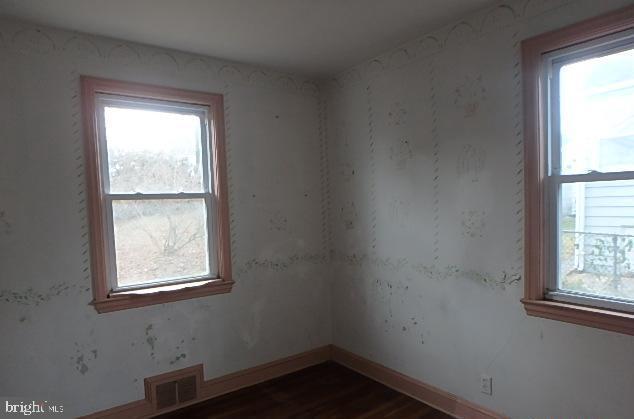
331, 346, 506, 419
82, 345, 332, 418
84, 345, 504, 419
200, 345, 331, 399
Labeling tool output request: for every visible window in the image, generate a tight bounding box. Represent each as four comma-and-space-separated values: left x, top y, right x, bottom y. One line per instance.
81, 77, 232, 313
522, 6, 634, 335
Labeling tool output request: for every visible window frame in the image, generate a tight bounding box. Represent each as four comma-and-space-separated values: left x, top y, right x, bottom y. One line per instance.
522, 5, 634, 335
545, 33, 634, 314
81, 76, 233, 313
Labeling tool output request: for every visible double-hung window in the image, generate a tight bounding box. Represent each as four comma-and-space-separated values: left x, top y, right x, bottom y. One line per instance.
82, 77, 232, 313
522, 6, 634, 335
547, 36, 634, 312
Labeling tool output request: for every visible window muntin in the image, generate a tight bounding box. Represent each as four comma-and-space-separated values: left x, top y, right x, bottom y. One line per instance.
96, 95, 218, 292
547, 34, 634, 312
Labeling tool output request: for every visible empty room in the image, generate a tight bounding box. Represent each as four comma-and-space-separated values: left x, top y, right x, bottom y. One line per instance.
2, 0, 634, 418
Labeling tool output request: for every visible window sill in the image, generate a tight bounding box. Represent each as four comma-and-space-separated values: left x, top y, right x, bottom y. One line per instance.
521, 298, 634, 336
92, 278, 234, 313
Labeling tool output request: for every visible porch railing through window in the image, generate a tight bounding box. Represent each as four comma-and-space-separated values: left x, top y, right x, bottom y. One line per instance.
560, 230, 634, 299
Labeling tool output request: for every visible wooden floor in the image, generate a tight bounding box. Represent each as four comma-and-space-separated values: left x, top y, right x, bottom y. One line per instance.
157, 362, 453, 419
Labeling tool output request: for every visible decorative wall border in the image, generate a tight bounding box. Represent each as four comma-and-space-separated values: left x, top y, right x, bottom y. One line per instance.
69, 68, 93, 288
0, 18, 320, 96
318, 96, 334, 259
429, 58, 441, 263
510, 30, 525, 273
365, 84, 378, 256
331, 251, 520, 290
318, 0, 575, 288
233, 253, 327, 277
325, 0, 579, 88
222, 82, 239, 272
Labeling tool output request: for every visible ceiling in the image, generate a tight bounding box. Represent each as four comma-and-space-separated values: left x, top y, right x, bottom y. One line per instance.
0, 0, 495, 76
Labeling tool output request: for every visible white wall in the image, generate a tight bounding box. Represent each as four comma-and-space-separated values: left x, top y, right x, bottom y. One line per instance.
325, 0, 634, 418
0, 19, 331, 416
3, 1, 634, 417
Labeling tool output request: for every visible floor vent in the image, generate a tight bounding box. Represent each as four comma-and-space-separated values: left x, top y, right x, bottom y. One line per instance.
156, 381, 178, 410
145, 364, 203, 413
177, 375, 198, 403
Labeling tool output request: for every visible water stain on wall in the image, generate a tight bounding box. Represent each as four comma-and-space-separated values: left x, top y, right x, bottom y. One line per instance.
169, 339, 188, 365
145, 324, 158, 359
169, 353, 187, 365
240, 299, 265, 349
70, 342, 98, 375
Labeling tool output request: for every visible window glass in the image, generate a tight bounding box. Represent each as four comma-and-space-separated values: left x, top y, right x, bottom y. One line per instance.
104, 106, 204, 193
112, 199, 210, 287
558, 180, 634, 301
560, 47, 634, 174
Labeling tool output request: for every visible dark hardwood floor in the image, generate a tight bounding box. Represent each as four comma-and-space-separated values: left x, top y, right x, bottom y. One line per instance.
157, 362, 453, 419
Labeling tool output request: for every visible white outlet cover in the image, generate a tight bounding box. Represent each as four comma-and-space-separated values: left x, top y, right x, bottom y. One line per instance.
480, 374, 493, 395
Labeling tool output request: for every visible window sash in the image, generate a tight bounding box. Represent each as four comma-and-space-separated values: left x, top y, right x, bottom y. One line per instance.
96, 94, 213, 195
547, 290, 634, 313
546, 175, 634, 313
94, 95, 219, 293
103, 195, 219, 293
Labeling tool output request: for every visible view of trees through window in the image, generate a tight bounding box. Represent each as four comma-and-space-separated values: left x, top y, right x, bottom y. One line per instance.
103, 105, 211, 287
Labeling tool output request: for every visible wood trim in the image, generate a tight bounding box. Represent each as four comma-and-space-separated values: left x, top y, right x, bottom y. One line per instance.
80, 76, 232, 313
521, 5, 634, 55
522, 299, 634, 336
331, 346, 506, 419
82, 345, 507, 419
92, 280, 234, 313
82, 346, 332, 418
521, 5, 634, 334
200, 344, 331, 398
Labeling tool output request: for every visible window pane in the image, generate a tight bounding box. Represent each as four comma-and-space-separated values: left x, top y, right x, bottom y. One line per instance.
559, 180, 634, 301
560, 47, 634, 174
104, 106, 205, 193
112, 199, 210, 287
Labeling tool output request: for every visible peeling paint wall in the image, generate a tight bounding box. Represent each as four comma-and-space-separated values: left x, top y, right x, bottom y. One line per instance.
0, 18, 331, 416
4, 1, 634, 417
325, 0, 634, 417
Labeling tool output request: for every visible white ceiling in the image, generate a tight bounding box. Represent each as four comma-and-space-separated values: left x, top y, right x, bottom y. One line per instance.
0, 0, 495, 76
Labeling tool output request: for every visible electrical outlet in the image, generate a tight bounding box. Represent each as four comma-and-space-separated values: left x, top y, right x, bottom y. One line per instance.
480, 374, 492, 395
